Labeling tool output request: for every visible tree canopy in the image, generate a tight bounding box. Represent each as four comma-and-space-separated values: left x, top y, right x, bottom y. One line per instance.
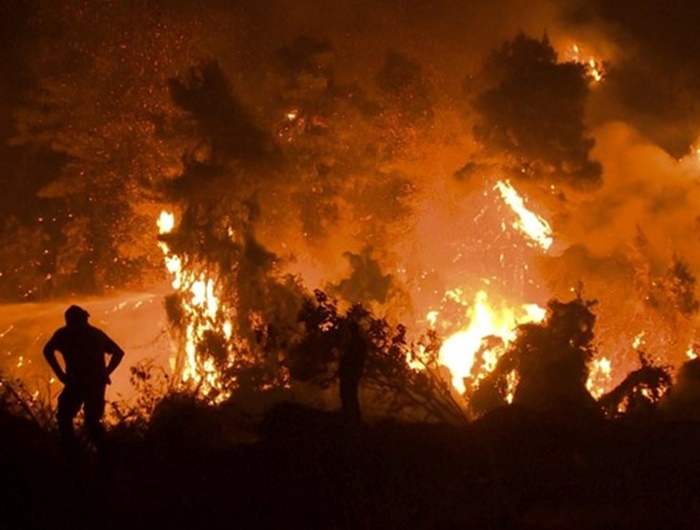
472, 33, 601, 187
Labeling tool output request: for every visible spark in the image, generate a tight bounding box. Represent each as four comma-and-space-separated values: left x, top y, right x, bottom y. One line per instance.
426, 310, 438, 327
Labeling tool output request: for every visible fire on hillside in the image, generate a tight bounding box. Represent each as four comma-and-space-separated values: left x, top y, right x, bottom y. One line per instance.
155, 177, 621, 414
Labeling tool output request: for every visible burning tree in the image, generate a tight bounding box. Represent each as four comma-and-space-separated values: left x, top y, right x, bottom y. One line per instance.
154, 56, 436, 408
154, 61, 305, 400
469, 293, 600, 418
598, 351, 672, 419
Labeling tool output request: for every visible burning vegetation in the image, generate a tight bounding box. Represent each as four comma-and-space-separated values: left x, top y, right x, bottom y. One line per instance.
1, 1, 700, 424
5, 2, 700, 528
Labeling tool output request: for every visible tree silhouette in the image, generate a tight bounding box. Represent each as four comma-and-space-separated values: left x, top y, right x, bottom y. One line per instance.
472, 33, 601, 187
10, 1, 198, 294
599, 351, 672, 419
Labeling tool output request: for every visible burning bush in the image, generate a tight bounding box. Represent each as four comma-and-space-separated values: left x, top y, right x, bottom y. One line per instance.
599, 351, 673, 419
469, 293, 600, 418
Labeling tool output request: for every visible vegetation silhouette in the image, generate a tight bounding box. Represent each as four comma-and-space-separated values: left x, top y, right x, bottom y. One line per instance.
3, 292, 700, 528
287, 289, 467, 423
599, 350, 673, 419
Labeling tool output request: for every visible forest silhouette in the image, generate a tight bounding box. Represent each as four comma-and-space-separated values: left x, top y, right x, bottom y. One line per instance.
2, 290, 700, 529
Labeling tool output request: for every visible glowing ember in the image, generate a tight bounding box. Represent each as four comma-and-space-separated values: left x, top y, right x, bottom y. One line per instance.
504, 371, 519, 404
495, 180, 553, 250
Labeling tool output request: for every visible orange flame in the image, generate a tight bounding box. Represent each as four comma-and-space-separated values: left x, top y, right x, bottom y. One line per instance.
157, 210, 234, 401
495, 180, 553, 250
566, 43, 606, 84
434, 289, 546, 394
586, 356, 612, 399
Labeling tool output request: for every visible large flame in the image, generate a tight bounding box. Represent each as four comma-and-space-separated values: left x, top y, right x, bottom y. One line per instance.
433, 289, 546, 394
158, 211, 234, 401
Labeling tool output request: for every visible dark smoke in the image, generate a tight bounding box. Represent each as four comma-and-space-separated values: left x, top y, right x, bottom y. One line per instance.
571, 0, 700, 157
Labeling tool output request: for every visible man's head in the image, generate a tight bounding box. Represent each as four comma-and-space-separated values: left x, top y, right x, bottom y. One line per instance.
64, 305, 90, 327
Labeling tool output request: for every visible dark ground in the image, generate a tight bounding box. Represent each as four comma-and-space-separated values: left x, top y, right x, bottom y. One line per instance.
2, 402, 700, 530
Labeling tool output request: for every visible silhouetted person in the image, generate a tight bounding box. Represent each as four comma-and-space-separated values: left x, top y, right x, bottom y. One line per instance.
43, 305, 124, 467
337, 320, 370, 528
339, 320, 368, 424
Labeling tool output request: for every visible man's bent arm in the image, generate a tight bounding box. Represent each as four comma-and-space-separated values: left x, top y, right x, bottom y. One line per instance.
105, 339, 125, 377
43, 338, 67, 383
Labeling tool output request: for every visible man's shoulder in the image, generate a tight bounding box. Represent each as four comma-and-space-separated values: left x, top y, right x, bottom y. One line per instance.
45, 326, 73, 350
50, 326, 70, 339
87, 324, 109, 338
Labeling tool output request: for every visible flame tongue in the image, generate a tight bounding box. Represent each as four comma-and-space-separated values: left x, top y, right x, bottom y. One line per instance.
566, 43, 606, 84
435, 289, 546, 395
495, 180, 553, 250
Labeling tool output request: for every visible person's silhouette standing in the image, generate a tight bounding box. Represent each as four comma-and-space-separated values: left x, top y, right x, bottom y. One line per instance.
339, 320, 368, 424
338, 319, 370, 528
43, 305, 124, 465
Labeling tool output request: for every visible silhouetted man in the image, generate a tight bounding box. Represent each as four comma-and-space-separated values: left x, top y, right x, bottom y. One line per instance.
339, 320, 368, 424
43, 305, 124, 461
